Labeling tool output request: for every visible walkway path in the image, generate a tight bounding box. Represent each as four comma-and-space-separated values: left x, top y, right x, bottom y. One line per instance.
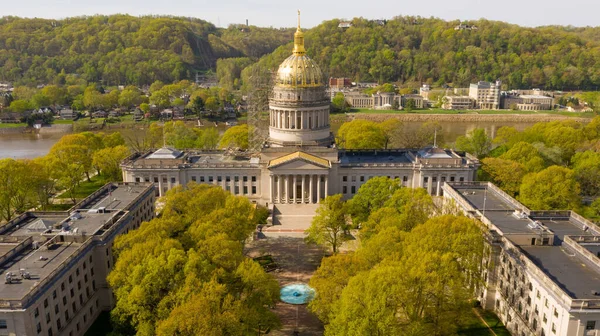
246, 236, 325, 335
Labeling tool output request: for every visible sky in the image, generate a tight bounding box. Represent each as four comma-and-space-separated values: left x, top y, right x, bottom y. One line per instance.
3, 0, 597, 28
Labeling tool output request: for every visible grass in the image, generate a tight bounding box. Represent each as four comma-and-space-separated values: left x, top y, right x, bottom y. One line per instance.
53, 119, 74, 125
56, 175, 109, 200
85, 311, 113, 336
348, 108, 595, 117
0, 122, 27, 128
458, 308, 511, 336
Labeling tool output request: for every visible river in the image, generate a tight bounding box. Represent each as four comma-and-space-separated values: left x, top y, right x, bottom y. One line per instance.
0, 119, 544, 159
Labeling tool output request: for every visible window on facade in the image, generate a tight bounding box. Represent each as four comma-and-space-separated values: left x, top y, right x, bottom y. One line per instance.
252, 176, 257, 182
351, 176, 356, 182
191, 176, 196, 182
65, 310, 69, 321
200, 176, 205, 182
586, 321, 596, 330
135, 177, 140, 182
450, 176, 455, 182
243, 186, 248, 194
162, 177, 167, 183
403, 176, 408, 182
533, 319, 538, 330
360, 176, 365, 182
234, 186, 239, 194
153, 177, 158, 183
76, 269, 80, 276
543, 313, 547, 323
551, 323, 556, 333
226, 176, 231, 182
0, 320, 6, 329
342, 176, 347, 182
343, 186, 347, 194
553, 308, 558, 317
44, 299, 48, 308
144, 177, 150, 182
55, 304, 59, 314
537, 290, 541, 299
424, 177, 429, 183
171, 177, 176, 183
37, 322, 41, 333
234, 176, 239, 182
57, 319, 62, 330
208, 176, 213, 182
217, 176, 222, 182
243, 176, 248, 182
46, 313, 50, 323
48, 328, 53, 336
63, 296, 67, 305
459, 177, 465, 182
351, 186, 356, 194
34, 307, 39, 317
92, 280, 96, 291
252, 186, 257, 194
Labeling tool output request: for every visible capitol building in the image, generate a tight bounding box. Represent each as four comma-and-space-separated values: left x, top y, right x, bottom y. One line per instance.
121, 16, 480, 205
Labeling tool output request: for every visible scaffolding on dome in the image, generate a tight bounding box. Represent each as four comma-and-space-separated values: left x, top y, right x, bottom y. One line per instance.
246, 66, 273, 154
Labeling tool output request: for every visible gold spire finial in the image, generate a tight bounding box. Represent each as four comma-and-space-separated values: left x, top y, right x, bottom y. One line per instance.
293, 10, 306, 55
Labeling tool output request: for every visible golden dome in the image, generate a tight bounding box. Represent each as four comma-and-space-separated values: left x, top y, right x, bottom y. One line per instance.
275, 11, 323, 88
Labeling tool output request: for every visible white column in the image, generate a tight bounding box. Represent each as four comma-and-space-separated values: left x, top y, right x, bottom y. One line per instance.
285, 175, 289, 203
436, 174, 441, 196
301, 175, 306, 204
277, 175, 282, 203
301, 112, 304, 130
426, 176, 432, 195
309, 175, 314, 204
270, 175, 274, 204
317, 175, 321, 202
324, 175, 328, 198
293, 175, 297, 203
158, 178, 163, 197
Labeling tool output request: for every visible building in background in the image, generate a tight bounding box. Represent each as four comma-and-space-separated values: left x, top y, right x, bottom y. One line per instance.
442, 96, 475, 110
0, 183, 155, 336
443, 182, 600, 336
502, 94, 554, 111
470, 80, 502, 109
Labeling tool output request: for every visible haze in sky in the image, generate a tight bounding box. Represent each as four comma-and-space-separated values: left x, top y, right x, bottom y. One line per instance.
3, 0, 596, 28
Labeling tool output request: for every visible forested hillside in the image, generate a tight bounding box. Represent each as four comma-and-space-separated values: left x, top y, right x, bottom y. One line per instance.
3, 14, 600, 90
247, 17, 600, 90
0, 15, 292, 86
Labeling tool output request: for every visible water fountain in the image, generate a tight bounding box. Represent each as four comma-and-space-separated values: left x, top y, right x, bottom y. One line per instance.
280, 283, 315, 305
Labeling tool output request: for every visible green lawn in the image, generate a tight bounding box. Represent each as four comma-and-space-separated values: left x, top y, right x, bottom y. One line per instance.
458, 308, 511, 336
56, 175, 109, 200
349, 107, 595, 118
0, 122, 27, 128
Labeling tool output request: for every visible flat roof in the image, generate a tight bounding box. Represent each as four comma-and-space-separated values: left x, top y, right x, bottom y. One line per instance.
0, 183, 151, 303
521, 246, 600, 299
339, 150, 412, 164
448, 183, 600, 301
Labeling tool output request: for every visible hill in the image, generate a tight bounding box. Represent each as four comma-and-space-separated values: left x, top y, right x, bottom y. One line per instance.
0, 15, 293, 86
246, 16, 600, 90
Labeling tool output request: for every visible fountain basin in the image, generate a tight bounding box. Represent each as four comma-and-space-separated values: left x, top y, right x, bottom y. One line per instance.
280, 283, 315, 305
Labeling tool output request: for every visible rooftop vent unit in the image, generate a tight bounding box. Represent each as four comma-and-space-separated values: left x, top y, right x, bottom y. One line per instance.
591, 290, 600, 296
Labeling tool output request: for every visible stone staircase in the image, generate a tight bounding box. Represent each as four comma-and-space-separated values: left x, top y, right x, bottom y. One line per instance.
262, 204, 319, 237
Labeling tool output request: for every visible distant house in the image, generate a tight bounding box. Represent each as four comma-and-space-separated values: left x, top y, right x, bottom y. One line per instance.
133, 109, 144, 122
372, 19, 386, 26
173, 107, 185, 120
160, 109, 173, 120
338, 21, 352, 29
108, 110, 122, 118
455, 23, 478, 31
35, 107, 54, 114
92, 110, 107, 118
59, 109, 75, 120
567, 105, 594, 113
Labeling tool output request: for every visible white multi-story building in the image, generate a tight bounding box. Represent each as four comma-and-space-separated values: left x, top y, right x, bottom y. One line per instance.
443, 182, 600, 336
470, 81, 502, 109
0, 182, 155, 336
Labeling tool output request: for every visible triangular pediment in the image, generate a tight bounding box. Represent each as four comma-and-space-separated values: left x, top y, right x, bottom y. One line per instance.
268, 151, 330, 169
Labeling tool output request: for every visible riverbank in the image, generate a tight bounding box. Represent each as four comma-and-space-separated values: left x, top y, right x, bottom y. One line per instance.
345, 112, 594, 123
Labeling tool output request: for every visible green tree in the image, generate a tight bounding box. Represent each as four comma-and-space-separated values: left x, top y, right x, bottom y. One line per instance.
140, 103, 150, 114
519, 166, 581, 210
404, 98, 416, 112
347, 176, 401, 225
305, 194, 348, 254
571, 151, 600, 197
481, 158, 527, 197
190, 96, 205, 116
9, 99, 32, 112
92, 145, 130, 181
499, 141, 545, 172
219, 124, 248, 149
336, 119, 386, 149
197, 127, 220, 149
118, 86, 143, 108
455, 128, 492, 158
331, 92, 349, 112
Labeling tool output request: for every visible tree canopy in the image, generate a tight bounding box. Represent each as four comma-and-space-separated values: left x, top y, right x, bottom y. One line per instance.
108, 183, 281, 335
